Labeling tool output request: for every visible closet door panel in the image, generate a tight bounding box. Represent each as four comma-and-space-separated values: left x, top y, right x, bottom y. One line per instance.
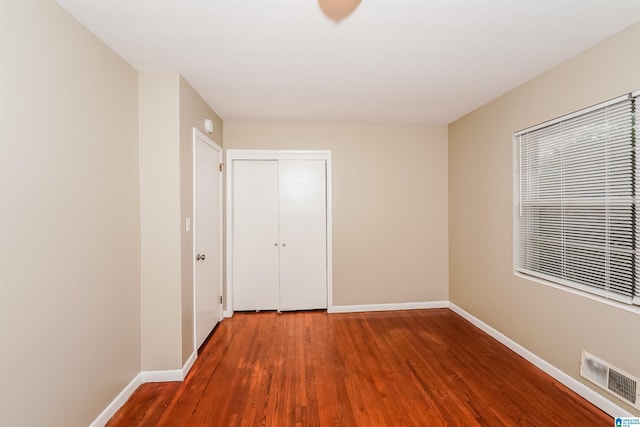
278, 160, 327, 310
232, 160, 280, 310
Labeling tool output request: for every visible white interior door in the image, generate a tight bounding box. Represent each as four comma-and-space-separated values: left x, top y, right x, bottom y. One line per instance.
278, 160, 327, 310
233, 160, 280, 310
194, 131, 222, 350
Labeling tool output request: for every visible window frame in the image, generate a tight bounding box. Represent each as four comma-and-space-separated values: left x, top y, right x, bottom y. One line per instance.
513, 92, 640, 307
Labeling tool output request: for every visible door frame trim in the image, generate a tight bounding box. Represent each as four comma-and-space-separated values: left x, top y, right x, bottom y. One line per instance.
225, 149, 334, 316
192, 128, 223, 353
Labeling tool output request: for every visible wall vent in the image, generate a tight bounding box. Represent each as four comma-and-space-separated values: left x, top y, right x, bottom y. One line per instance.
580, 351, 640, 409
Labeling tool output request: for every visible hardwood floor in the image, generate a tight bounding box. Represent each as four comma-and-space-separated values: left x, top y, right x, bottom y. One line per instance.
107, 309, 612, 426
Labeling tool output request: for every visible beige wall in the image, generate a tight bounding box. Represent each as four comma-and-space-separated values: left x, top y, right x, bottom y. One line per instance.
224, 122, 449, 306
179, 76, 223, 364
449, 23, 640, 415
0, 1, 141, 426
139, 73, 224, 369
139, 72, 183, 370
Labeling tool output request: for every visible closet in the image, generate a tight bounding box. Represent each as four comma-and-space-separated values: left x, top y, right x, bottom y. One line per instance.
230, 155, 329, 311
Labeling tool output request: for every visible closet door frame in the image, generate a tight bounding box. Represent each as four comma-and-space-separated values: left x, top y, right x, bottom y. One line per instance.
225, 149, 333, 317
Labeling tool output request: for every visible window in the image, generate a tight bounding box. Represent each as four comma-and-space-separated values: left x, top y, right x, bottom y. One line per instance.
514, 91, 640, 306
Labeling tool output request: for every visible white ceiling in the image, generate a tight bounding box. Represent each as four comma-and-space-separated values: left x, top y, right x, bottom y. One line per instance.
56, 0, 640, 125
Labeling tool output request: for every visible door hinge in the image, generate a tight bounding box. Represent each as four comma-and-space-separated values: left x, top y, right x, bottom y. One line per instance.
219, 163, 223, 172
219, 296, 223, 304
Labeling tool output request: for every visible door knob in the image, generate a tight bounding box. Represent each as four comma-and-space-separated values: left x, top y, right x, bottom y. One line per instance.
196, 253, 206, 261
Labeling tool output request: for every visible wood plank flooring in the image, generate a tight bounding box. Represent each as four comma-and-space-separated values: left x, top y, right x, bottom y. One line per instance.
107, 309, 612, 426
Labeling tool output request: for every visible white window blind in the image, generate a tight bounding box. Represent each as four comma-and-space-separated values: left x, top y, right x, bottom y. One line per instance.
515, 93, 639, 305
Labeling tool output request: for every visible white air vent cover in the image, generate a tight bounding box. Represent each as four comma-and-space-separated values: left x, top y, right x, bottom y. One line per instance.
580, 351, 640, 409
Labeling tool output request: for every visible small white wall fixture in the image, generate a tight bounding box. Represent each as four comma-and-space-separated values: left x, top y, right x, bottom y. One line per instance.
225, 150, 333, 316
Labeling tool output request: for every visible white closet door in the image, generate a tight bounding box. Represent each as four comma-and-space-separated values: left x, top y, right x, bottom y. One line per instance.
278, 160, 327, 310
232, 160, 280, 310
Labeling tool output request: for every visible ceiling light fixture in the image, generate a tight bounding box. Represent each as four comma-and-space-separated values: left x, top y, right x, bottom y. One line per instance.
317, 0, 362, 22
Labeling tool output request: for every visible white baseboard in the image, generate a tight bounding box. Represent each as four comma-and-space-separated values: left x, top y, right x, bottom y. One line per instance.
90, 354, 200, 426
331, 301, 448, 313
88, 373, 142, 427
223, 309, 234, 318
141, 350, 199, 383
140, 368, 183, 383
182, 351, 197, 379
448, 302, 633, 418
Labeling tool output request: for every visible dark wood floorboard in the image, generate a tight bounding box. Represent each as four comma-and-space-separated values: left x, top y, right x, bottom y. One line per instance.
107, 309, 612, 426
